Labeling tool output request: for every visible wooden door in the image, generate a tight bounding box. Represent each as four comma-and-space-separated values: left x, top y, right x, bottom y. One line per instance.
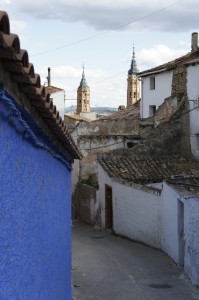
105, 185, 113, 229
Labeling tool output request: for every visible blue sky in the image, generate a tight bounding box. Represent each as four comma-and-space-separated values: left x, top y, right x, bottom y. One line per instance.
0, 0, 198, 108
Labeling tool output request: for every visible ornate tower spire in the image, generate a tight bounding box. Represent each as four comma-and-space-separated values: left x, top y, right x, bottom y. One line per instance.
128, 45, 139, 75
77, 66, 90, 114
78, 65, 89, 89
127, 46, 140, 108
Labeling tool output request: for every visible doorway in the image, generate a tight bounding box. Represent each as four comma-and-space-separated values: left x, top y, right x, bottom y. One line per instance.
105, 185, 113, 230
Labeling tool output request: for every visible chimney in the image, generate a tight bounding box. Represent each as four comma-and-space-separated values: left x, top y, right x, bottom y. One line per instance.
191, 32, 198, 52
47, 67, 51, 86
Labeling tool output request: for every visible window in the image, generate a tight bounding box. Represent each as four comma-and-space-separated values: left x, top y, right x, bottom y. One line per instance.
126, 141, 135, 148
129, 92, 132, 98
150, 76, 155, 90
149, 105, 156, 117
133, 92, 136, 98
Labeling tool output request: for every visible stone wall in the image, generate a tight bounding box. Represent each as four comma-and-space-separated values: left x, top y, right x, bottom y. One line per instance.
73, 183, 100, 226
171, 65, 187, 99
78, 118, 140, 136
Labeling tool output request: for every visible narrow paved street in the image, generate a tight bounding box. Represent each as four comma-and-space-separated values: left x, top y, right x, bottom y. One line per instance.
72, 221, 199, 300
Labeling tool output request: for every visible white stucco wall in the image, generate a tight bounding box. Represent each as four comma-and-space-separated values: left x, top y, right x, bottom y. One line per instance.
98, 164, 199, 284
113, 182, 161, 248
80, 111, 97, 120
184, 196, 199, 284
98, 164, 162, 248
98, 167, 182, 258
51, 91, 65, 118
186, 64, 199, 159
161, 182, 181, 264
141, 70, 173, 118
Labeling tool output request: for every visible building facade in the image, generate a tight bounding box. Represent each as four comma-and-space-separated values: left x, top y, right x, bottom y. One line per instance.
76, 67, 90, 114
127, 47, 140, 108
0, 11, 81, 300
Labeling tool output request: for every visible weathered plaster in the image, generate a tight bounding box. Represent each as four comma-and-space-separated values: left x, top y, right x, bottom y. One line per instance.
184, 196, 199, 284
0, 97, 72, 299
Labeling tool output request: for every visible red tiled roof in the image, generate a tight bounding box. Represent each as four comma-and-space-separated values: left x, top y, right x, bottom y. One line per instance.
65, 114, 90, 122
0, 11, 82, 160
98, 149, 192, 184
46, 85, 64, 95
100, 100, 140, 120
185, 57, 199, 65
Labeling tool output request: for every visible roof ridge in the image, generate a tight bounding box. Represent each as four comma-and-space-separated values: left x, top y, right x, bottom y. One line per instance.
0, 10, 82, 160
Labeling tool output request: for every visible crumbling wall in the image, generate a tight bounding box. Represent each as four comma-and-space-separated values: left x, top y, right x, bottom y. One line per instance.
73, 183, 100, 226
78, 118, 140, 136
141, 64, 191, 157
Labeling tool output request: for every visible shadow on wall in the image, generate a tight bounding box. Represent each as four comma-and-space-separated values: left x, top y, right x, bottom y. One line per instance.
72, 182, 101, 227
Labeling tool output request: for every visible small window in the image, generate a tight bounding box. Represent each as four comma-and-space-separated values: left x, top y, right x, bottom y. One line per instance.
130, 92, 132, 98
149, 105, 156, 117
150, 76, 155, 90
126, 141, 135, 148
133, 92, 136, 98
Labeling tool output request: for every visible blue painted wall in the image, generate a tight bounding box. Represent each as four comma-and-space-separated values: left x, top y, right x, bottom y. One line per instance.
0, 91, 72, 299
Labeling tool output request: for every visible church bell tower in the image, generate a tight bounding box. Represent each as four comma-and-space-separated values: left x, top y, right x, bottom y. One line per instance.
127, 47, 140, 108
76, 66, 90, 114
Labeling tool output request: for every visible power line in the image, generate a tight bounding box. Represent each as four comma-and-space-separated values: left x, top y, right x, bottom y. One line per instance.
64, 39, 190, 96
31, 0, 184, 57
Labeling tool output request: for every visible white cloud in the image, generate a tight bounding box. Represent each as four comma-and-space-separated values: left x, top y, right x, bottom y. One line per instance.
0, 0, 11, 4
11, 20, 26, 32
38, 65, 107, 80
137, 44, 188, 71
3, 0, 199, 32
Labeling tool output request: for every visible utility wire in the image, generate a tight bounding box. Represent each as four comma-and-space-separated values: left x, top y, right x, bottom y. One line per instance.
31, 0, 184, 57
65, 39, 190, 95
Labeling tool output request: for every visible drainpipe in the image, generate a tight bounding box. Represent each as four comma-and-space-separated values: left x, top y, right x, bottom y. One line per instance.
139, 77, 143, 119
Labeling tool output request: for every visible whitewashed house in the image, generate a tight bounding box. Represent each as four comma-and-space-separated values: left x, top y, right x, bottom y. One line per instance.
186, 57, 199, 159
97, 149, 199, 284
139, 32, 199, 119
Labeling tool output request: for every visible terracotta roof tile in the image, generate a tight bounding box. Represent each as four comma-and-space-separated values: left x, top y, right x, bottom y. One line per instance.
101, 100, 140, 120
46, 85, 64, 95
0, 10, 82, 160
65, 114, 90, 122
98, 149, 193, 184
